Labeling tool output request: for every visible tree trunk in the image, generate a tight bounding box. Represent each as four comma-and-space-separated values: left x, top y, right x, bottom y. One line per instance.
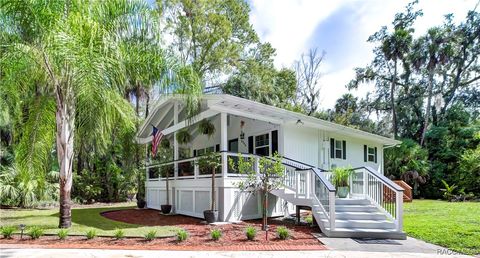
263, 189, 268, 234
134, 87, 142, 202
391, 59, 398, 139
56, 90, 75, 228
211, 167, 216, 210
420, 71, 434, 146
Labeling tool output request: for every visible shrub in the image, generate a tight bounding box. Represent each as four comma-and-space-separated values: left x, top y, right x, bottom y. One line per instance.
1, 226, 16, 239
57, 229, 68, 240
144, 230, 156, 241
305, 215, 313, 225
245, 226, 256, 241
177, 229, 188, 242
276, 226, 290, 240
113, 229, 125, 240
86, 229, 97, 240
210, 229, 221, 241
28, 226, 44, 240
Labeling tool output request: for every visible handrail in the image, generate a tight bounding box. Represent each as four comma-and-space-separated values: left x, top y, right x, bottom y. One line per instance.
351, 166, 404, 192
310, 168, 336, 192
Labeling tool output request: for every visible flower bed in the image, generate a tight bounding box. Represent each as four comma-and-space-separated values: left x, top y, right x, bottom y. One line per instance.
0, 209, 325, 251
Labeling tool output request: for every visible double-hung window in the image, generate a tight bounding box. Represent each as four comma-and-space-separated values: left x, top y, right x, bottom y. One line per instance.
363, 145, 377, 163
330, 138, 346, 159
255, 133, 270, 156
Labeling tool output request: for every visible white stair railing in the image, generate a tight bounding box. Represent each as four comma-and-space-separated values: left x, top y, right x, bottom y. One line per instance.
280, 158, 336, 231
350, 166, 404, 231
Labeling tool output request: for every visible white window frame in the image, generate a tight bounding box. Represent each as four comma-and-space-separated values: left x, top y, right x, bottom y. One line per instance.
254, 133, 270, 156
334, 140, 343, 159
367, 147, 375, 162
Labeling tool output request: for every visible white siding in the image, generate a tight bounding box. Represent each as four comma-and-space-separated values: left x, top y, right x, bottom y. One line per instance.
327, 132, 384, 173
283, 124, 319, 166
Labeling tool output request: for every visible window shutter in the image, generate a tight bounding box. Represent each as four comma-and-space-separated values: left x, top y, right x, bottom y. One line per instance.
248, 136, 254, 154
364, 145, 367, 162
374, 147, 378, 163
330, 138, 335, 158
342, 140, 346, 160
216, 144, 220, 152
193, 149, 197, 157
271, 130, 278, 155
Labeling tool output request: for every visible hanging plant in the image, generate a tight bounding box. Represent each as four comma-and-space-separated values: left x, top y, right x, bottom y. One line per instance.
198, 119, 216, 138
176, 129, 192, 145
160, 139, 170, 149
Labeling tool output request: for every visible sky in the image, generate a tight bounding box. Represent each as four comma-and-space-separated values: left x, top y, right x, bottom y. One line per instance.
248, 0, 478, 109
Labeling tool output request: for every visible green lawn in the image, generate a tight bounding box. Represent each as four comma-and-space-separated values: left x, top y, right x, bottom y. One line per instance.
0, 205, 178, 237
403, 200, 480, 255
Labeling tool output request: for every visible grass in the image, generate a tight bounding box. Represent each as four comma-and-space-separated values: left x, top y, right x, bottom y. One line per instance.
403, 200, 480, 255
0, 205, 179, 238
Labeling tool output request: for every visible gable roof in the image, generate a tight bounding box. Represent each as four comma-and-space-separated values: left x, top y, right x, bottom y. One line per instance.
137, 94, 401, 146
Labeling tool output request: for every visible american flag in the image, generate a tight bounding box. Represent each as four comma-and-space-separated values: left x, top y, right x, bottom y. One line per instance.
151, 126, 163, 157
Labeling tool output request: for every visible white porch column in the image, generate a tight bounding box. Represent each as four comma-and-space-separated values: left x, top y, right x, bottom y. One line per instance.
173, 102, 179, 177
220, 112, 228, 177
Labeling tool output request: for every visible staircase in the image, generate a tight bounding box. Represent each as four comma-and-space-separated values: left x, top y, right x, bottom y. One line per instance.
272, 158, 406, 239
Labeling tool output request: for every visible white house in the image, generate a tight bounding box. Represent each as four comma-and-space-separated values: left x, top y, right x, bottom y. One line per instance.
136, 94, 406, 239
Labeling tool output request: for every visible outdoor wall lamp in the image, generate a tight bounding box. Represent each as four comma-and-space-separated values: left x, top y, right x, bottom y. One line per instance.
296, 119, 304, 125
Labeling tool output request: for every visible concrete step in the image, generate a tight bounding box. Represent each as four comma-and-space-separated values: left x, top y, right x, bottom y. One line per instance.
323, 227, 406, 239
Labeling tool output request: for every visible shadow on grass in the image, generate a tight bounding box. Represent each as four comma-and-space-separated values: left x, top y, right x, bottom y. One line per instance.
51, 206, 143, 231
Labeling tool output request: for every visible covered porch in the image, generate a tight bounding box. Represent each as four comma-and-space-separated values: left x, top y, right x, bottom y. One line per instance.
136, 96, 289, 220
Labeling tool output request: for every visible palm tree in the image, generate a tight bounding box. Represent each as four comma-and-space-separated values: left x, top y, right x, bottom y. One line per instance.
0, 0, 201, 227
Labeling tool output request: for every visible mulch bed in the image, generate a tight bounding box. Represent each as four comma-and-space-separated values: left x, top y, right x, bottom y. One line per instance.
0, 209, 326, 251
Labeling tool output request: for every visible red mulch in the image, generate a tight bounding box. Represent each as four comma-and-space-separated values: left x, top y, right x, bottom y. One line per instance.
0, 209, 326, 251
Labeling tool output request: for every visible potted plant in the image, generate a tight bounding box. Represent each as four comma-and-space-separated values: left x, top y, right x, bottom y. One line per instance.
157, 141, 173, 214
198, 119, 215, 138
331, 167, 353, 198
135, 168, 147, 208
176, 129, 191, 145
198, 152, 221, 223
160, 165, 173, 214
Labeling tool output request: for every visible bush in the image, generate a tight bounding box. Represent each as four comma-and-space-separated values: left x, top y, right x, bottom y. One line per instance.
245, 226, 256, 241
210, 229, 221, 241
144, 230, 156, 241
86, 229, 97, 240
57, 229, 68, 240
1, 226, 16, 239
28, 226, 44, 240
305, 215, 313, 225
276, 226, 290, 240
177, 229, 188, 242
113, 229, 125, 240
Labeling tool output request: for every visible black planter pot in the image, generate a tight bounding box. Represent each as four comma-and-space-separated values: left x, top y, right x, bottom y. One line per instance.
161, 204, 172, 214
203, 210, 219, 223
137, 199, 146, 209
